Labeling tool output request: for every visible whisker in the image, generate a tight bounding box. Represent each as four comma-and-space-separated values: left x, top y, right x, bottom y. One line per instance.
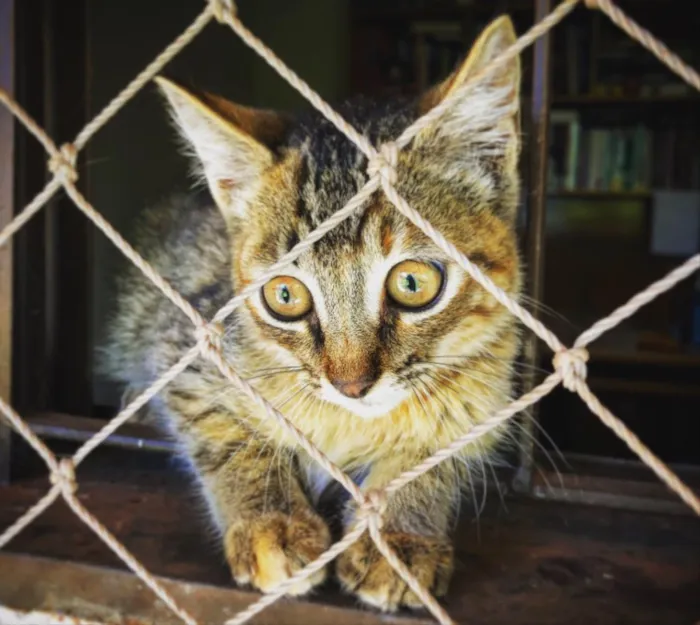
423, 362, 513, 390
519, 294, 575, 326
263, 441, 284, 515
245, 369, 304, 383
425, 366, 565, 502
427, 356, 551, 377
476, 437, 508, 512
455, 455, 482, 537
417, 375, 463, 443
417, 374, 487, 529
505, 419, 565, 492
427, 368, 506, 416
246, 365, 305, 375
194, 367, 305, 413
521, 413, 571, 470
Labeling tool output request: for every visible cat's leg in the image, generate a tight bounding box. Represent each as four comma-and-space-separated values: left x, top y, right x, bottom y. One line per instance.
169, 394, 331, 596
336, 458, 457, 611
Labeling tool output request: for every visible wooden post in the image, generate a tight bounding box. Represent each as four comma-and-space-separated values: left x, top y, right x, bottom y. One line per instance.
513, 0, 552, 493
0, 0, 15, 483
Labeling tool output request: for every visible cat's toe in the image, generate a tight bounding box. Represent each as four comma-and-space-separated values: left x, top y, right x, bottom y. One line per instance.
225, 508, 331, 596
336, 531, 453, 612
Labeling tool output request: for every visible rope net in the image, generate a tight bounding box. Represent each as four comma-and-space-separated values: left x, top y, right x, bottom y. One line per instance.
1, 0, 699, 623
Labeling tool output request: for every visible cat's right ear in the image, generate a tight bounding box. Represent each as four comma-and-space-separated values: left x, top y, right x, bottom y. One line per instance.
155, 77, 289, 220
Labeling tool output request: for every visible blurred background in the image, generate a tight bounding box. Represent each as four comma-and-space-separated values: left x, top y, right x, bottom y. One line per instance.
7, 0, 700, 499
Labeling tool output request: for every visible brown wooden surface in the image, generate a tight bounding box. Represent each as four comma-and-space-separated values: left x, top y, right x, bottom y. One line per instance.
0, 553, 429, 625
0, 0, 15, 483
0, 463, 698, 625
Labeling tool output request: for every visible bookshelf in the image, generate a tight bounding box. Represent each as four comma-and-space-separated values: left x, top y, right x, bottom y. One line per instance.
553, 95, 700, 107
548, 190, 651, 200
590, 348, 700, 368
349, 0, 700, 466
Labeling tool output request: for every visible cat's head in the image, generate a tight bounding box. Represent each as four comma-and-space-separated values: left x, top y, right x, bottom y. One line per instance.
158, 16, 522, 420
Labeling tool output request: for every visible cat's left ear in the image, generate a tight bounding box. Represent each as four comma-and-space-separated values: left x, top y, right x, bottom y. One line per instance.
417, 16, 521, 174
155, 77, 290, 220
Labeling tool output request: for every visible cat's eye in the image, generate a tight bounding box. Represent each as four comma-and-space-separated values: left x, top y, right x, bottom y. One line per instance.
262, 276, 313, 320
386, 260, 444, 310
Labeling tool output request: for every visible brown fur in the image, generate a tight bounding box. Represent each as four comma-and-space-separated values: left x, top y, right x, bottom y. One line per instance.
101, 16, 522, 611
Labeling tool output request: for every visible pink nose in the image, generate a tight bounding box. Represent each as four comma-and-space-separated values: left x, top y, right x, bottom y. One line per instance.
331, 377, 375, 399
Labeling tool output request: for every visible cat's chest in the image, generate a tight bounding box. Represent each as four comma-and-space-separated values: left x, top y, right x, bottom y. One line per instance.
294, 404, 436, 467
300, 426, 382, 503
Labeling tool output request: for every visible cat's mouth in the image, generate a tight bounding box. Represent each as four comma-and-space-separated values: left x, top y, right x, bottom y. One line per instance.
318, 377, 410, 420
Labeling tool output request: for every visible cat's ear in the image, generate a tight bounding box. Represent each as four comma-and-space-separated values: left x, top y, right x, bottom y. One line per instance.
416, 16, 521, 173
155, 77, 289, 220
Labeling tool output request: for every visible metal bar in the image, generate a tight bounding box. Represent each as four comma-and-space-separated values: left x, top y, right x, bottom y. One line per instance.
26, 412, 175, 454
0, 0, 15, 484
513, 0, 552, 493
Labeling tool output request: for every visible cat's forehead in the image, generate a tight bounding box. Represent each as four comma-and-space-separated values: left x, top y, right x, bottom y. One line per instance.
288, 96, 416, 227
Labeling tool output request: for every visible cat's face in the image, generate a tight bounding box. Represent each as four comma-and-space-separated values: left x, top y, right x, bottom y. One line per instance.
159, 17, 522, 420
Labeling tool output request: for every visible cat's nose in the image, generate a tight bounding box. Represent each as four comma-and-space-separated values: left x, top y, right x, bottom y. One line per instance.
331, 376, 376, 399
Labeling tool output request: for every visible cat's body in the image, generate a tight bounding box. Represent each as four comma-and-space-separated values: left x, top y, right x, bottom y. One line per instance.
102, 16, 523, 611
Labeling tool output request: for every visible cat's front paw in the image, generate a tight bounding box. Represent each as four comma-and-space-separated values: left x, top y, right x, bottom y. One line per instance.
336, 531, 453, 612
224, 508, 331, 596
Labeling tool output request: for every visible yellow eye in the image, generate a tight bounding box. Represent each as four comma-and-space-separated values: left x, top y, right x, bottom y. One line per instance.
386, 260, 444, 310
262, 276, 313, 320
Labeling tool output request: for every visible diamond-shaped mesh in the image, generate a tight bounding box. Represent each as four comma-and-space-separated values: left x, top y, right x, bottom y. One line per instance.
0, 1, 698, 623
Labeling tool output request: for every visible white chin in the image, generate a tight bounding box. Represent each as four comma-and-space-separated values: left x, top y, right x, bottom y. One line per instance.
319, 380, 408, 420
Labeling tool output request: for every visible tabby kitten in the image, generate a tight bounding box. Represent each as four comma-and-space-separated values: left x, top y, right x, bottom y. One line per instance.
103, 16, 522, 611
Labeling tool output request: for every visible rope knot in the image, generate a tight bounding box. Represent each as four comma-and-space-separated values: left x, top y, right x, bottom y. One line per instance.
367, 143, 399, 186
553, 347, 589, 392
209, 0, 236, 23
358, 489, 388, 530
50, 458, 77, 495
48, 143, 78, 184
194, 321, 225, 356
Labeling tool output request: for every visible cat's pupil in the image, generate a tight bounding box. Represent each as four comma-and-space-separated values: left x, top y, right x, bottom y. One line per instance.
278, 285, 292, 304
402, 274, 419, 293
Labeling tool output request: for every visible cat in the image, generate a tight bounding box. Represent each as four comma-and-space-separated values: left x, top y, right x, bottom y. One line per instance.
101, 15, 522, 612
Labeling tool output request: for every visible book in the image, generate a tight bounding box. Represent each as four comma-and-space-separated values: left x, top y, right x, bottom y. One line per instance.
587, 129, 607, 190
549, 110, 581, 191
631, 125, 651, 191
549, 124, 655, 192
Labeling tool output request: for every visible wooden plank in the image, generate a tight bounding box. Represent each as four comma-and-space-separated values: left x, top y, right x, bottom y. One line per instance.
0, 0, 15, 483
0, 553, 429, 625
0, 473, 698, 624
